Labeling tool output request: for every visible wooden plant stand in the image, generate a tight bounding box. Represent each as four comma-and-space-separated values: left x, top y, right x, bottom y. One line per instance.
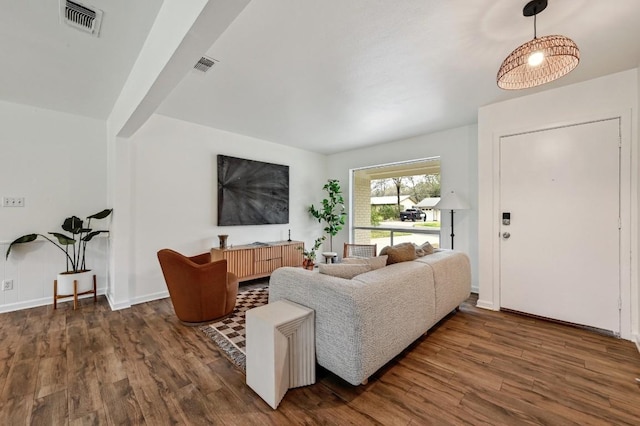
53, 274, 97, 310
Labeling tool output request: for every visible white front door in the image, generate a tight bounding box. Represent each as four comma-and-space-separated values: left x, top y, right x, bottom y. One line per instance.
499, 119, 621, 333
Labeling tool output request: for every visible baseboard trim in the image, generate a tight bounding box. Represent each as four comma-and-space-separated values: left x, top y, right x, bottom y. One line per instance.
0, 297, 51, 313
130, 290, 169, 306
635, 334, 640, 354
476, 299, 497, 311
103, 290, 168, 311
0, 288, 106, 313
105, 291, 131, 311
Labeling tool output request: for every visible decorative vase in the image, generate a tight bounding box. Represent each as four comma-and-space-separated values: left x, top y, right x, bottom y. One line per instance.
302, 259, 314, 270
218, 234, 229, 249
56, 270, 94, 295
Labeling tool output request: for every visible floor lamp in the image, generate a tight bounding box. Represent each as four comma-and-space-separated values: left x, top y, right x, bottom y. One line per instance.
435, 190, 469, 249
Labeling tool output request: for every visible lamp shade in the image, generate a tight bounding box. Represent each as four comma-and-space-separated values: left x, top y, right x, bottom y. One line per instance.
497, 34, 579, 90
435, 191, 469, 210
497, 0, 579, 90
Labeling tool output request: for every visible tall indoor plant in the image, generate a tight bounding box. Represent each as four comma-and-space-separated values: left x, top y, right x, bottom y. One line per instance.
308, 179, 346, 252
5, 209, 113, 294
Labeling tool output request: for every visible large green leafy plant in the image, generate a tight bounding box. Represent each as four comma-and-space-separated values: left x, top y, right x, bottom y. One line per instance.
308, 179, 346, 252
5, 209, 113, 273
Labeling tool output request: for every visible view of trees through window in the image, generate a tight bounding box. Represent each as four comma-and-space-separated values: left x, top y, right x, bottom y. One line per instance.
351, 158, 441, 249
371, 174, 441, 223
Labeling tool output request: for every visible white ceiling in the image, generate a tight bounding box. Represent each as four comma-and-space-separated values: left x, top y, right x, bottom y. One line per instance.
0, 0, 164, 118
2, 1, 640, 154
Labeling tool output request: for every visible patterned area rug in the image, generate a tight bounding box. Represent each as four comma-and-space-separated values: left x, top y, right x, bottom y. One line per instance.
200, 286, 269, 372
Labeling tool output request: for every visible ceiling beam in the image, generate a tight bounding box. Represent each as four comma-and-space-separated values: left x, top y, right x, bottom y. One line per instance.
108, 0, 251, 138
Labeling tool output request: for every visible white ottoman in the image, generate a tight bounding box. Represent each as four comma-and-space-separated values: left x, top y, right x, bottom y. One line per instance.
246, 300, 315, 409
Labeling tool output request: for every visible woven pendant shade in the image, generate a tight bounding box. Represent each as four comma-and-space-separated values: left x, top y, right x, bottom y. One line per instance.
497, 34, 579, 90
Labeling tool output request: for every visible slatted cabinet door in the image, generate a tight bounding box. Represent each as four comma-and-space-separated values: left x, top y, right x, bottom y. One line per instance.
211, 241, 304, 281
254, 246, 283, 276
282, 242, 303, 268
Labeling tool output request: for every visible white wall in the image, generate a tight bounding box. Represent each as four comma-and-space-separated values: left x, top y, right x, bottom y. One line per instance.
327, 124, 479, 291
478, 69, 639, 341
0, 100, 108, 312
125, 114, 327, 304
637, 64, 640, 351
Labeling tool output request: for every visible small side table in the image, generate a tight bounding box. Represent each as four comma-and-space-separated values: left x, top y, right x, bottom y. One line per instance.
321, 251, 338, 264
246, 300, 315, 409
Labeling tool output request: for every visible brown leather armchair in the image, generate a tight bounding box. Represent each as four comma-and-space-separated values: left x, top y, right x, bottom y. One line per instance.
157, 249, 239, 325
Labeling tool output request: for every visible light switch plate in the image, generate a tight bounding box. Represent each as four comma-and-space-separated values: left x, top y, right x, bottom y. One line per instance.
2, 197, 24, 207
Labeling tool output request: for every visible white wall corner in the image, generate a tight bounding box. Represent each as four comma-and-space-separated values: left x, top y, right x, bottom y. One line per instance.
131, 290, 169, 306
107, 136, 134, 310
475, 299, 497, 311
105, 291, 132, 311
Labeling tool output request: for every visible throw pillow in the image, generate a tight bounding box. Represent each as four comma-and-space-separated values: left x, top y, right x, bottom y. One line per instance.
420, 241, 435, 255
342, 255, 388, 270
385, 242, 417, 264
414, 241, 435, 257
318, 263, 372, 279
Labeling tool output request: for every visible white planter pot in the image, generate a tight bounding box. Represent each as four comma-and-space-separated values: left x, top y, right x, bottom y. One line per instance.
56, 270, 94, 295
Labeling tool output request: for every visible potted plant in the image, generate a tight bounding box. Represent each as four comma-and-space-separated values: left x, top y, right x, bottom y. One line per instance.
308, 179, 347, 252
5, 209, 113, 295
299, 236, 324, 270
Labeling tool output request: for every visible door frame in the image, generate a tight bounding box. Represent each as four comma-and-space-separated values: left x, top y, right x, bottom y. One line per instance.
488, 111, 633, 339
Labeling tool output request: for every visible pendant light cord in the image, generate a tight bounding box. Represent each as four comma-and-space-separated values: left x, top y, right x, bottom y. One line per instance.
533, 12, 537, 39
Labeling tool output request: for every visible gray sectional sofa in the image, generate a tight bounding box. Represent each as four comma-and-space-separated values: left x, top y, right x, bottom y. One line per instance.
268, 249, 471, 386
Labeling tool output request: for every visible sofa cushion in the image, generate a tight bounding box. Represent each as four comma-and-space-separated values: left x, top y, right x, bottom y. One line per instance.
318, 263, 372, 279
342, 255, 388, 270
384, 242, 417, 264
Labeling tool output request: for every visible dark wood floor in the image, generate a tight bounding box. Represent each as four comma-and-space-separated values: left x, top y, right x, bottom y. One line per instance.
1, 287, 639, 425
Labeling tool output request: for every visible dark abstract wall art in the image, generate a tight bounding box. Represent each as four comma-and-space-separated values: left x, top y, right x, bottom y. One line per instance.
217, 155, 289, 226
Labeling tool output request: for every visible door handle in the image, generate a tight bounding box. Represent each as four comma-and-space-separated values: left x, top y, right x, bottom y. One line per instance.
502, 232, 511, 239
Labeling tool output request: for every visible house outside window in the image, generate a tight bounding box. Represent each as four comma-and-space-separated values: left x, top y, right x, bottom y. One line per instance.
350, 158, 441, 252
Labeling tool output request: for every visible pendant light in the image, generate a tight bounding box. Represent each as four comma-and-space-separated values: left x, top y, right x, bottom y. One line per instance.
497, 0, 579, 90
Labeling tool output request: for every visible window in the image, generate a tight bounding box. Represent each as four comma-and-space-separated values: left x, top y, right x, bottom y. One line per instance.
350, 158, 441, 252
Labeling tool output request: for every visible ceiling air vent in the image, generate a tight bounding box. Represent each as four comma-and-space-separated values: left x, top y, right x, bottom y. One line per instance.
60, 0, 103, 37
194, 56, 218, 73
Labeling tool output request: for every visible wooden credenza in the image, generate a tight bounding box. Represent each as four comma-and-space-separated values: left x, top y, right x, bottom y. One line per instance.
211, 241, 304, 282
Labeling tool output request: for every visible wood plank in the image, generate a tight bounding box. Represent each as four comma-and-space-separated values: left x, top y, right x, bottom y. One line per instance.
124, 355, 186, 425
94, 351, 127, 385
0, 289, 636, 424
100, 378, 145, 425
501, 380, 626, 425
0, 395, 34, 425
68, 408, 108, 425
35, 356, 68, 399
30, 389, 68, 425
1, 359, 38, 400
67, 353, 103, 421
171, 383, 224, 425
346, 386, 412, 426
460, 385, 584, 425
